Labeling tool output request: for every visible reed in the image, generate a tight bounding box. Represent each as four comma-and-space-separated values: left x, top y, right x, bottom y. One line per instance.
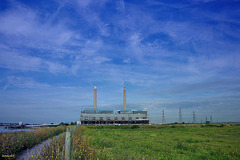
32, 126, 96, 160
0, 126, 66, 159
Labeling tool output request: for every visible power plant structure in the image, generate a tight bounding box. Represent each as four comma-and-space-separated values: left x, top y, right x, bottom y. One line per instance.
80, 86, 149, 125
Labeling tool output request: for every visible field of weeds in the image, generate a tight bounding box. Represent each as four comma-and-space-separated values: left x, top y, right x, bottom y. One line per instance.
0, 126, 66, 159
83, 123, 240, 160
17, 123, 240, 160
28, 126, 96, 160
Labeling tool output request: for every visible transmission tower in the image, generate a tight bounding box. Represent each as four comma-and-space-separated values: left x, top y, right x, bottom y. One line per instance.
210, 115, 212, 123
193, 110, 196, 124
206, 115, 207, 122
179, 107, 182, 124
162, 109, 166, 124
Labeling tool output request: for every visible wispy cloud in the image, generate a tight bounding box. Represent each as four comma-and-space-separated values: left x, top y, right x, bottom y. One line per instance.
3, 76, 50, 90
0, 0, 239, 123
0, 46, 69, 73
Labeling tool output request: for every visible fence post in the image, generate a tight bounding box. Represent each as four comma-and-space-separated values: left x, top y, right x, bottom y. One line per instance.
65, 128, 71, 160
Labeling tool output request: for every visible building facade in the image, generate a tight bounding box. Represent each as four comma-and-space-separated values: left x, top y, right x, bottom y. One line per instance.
80, 86, 149, 125
80, 109, 149, 125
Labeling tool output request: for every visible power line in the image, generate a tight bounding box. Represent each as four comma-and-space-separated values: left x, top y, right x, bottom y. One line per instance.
193, 110, 196, 124
179, 107, 182, 123
162, 109, 166, 124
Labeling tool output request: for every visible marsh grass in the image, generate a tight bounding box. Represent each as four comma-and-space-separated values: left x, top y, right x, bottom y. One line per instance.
31, 126, 96, 160
0, 126, 66, 159
28, 133, 66, 160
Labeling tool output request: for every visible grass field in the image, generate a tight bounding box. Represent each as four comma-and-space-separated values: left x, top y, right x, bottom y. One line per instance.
82, 124, 240, 160
22, 124, 240, 160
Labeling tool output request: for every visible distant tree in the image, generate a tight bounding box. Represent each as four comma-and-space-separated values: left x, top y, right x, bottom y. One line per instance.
131, 125, 140, 129
206, 121, 210, 124
70, 122, 77, 125
59, 122, 69, 126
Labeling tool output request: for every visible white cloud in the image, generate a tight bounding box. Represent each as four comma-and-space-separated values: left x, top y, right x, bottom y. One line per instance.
4, 76, 50, 90
116, 0, 125, 13
0, 1, 77, 56
81, 40, 103, 57
76, 0, 92, 7
0, 50, 42, 72
93, 56, 111, 64
45, 61, 68, 74
0, 46, 69, 74
72, 0, 110, 36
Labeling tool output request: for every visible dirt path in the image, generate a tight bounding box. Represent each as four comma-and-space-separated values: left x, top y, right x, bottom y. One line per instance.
15, 135, 60, 160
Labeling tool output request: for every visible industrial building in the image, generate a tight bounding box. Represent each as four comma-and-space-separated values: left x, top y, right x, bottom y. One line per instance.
80, 86, 149, 125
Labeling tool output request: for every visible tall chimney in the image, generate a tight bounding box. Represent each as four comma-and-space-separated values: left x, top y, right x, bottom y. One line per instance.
94, 85, 97, 109
123, 87, 126, 110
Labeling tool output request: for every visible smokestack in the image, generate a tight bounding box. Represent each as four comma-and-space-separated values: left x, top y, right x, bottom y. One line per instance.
123, 87, 126, 110
94, 85, 97, 109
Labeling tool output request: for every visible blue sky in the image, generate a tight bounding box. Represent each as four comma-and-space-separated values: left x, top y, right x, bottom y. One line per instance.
0, 0, 240, 124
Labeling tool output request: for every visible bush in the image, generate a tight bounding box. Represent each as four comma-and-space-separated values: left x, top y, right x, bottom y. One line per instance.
131, 125, 140, 129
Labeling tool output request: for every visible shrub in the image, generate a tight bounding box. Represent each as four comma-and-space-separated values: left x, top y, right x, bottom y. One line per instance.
131, 125, 140, 129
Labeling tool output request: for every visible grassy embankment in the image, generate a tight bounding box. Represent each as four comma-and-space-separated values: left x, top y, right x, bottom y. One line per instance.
0, 126, 66, 159
25, 123, 240, 160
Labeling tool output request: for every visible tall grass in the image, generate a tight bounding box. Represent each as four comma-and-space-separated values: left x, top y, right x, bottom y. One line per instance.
28, 133, 66, 160
31, 126, 96, 160
25, 124, 240, 160
83, 123, 240, 160
0, 126, 66, 159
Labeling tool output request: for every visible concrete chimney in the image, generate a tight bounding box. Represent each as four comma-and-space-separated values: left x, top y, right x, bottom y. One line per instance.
94, 85, 97, 109
123, 87, 126, 110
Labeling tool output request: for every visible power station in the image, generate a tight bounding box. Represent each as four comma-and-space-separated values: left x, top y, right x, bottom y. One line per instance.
80, 86, 149, 125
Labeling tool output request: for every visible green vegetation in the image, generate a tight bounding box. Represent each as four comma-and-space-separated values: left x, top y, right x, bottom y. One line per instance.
59, 122, 77, 126
31, 126, 96, 160
83, 124, 240, 160
0, 126, 66, 159
12, 124, 240, 160
33, 132, 66, 160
